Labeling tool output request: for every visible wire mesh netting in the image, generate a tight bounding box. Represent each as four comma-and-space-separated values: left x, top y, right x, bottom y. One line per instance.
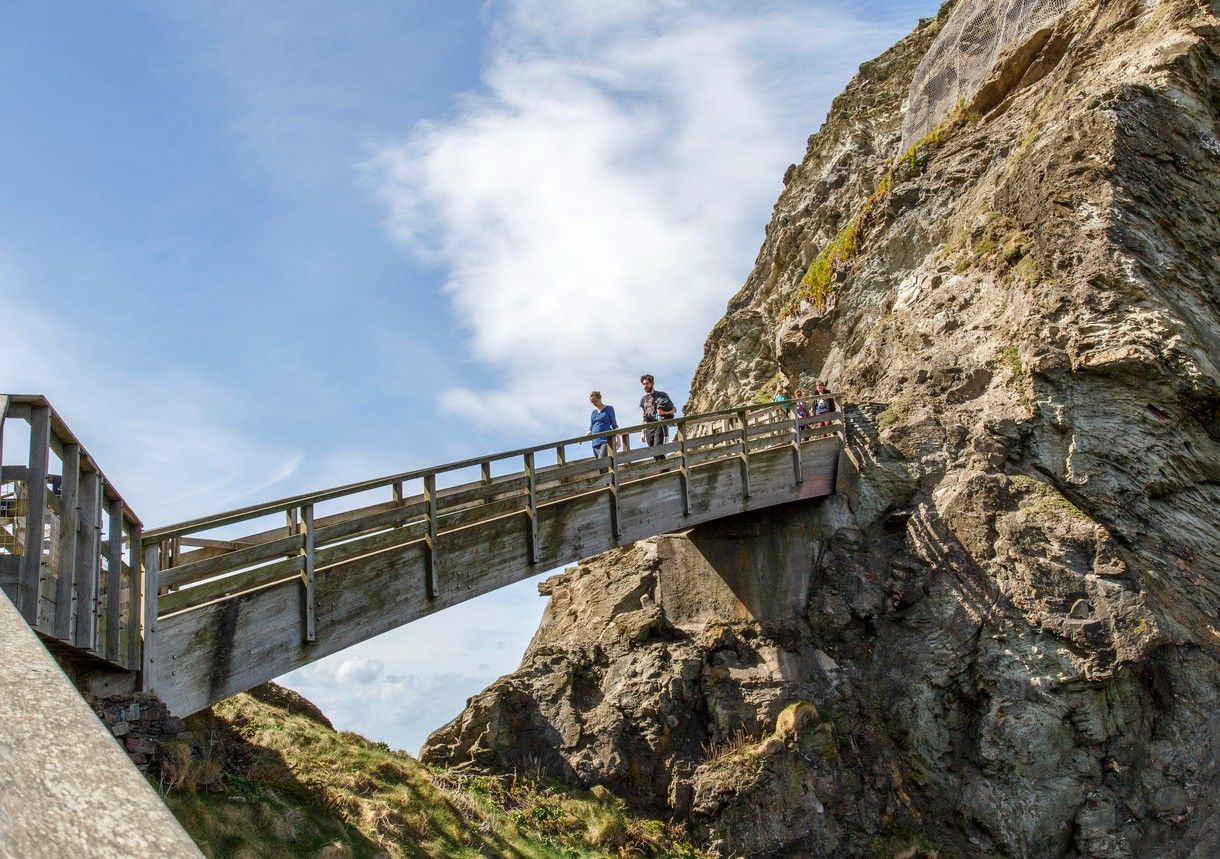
901, 0, 1079, 150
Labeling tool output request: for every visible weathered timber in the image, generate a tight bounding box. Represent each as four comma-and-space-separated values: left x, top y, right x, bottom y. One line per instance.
54, 442, 82, 640
105, 498, 125, 661
152, 438, 841, 715
73, 468, 103, 650
19, 405, 51, 623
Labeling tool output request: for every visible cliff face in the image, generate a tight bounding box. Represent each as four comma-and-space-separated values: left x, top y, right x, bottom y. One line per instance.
423, 2, 1220, 856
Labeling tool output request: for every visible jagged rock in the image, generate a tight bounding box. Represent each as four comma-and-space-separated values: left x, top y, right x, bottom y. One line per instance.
428, 1, 1220, 856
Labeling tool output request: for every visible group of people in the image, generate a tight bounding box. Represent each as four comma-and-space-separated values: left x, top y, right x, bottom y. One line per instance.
772, 380, 836, 422
586, 374, 675, 464
585, 375, 835, 463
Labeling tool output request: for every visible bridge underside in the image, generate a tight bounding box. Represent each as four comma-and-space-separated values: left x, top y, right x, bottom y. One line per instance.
154, 438, 845, 715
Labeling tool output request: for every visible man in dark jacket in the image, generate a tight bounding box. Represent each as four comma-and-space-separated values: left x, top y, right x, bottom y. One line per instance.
639, 374, 676, 461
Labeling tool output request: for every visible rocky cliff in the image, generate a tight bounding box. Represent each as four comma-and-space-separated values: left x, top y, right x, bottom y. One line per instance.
423, 1, 1220, 856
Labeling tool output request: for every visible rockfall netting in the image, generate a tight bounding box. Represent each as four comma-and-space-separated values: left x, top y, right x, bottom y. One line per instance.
901, 0, 1080, 149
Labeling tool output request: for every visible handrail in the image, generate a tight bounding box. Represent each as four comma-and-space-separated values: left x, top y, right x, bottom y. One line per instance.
143, 394, 839, 543
150, 406, 844, 620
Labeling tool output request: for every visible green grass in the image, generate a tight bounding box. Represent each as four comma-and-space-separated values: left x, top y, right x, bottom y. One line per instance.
162, 685, 710, 859
1000, 345, 1023, 379
779, 107, 969, 321
1007, 475, 1089, 523
876, 396, 912, 433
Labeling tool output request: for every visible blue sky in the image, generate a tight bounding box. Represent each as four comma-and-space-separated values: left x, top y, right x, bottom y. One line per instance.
2, 0, 938, 752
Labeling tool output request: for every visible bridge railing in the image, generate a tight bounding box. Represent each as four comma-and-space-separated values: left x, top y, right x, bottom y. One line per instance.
0, 395, 145, 671
139, 397, 844, 666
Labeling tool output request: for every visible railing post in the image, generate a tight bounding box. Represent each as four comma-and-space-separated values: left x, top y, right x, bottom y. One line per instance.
0, 395, 7, 478
791, 411, 803, 485
392, 481, 403, 506
423, 473, 439, 597
556, 444, 566, 466
523, 452, 539, 564
480, 461, 492, 486
74, 469, 102, 651
677, 423, 690, 516
105, 497, 124, 662
299, 503, 316, 643
54, 443, 81, 640
141, 541, 159, 693
126, 524, 141, 670
19, 404, 50, 625
607, 444, 621, 539
738, 410, 750, 499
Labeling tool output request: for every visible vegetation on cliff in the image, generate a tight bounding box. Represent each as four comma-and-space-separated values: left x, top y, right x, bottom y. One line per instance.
159, 684, 708, 858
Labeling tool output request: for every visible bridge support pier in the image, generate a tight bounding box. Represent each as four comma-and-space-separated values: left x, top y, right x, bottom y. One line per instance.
654, 495, 853, 628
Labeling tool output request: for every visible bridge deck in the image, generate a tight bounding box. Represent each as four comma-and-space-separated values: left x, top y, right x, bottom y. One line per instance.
2, 395, 846, 717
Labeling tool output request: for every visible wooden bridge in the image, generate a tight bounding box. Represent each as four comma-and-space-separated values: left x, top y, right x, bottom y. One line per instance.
1, 393, 848, 716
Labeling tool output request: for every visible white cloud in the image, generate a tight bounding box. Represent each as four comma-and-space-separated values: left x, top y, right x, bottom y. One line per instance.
335, 655, 385, 685
371, 1, 900, 431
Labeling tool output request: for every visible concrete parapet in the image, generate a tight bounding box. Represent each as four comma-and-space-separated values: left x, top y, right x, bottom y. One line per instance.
0, 593, 201, 858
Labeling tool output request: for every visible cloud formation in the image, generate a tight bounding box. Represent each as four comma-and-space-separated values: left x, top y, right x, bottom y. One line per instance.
372, 1, 900, 430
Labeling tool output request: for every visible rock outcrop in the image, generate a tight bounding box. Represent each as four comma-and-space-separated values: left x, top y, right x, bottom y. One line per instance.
424, 1, 1220, 856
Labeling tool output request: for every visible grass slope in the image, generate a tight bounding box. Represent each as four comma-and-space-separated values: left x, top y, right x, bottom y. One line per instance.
159, 684, 706, 859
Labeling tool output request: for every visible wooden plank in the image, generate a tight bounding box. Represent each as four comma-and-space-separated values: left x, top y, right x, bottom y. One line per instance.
437, 492, 530, 531
311, 499, 428, 546
53, 443, 81, 641
177, 536, 249, 551
0, 465, 29, 483
607, 444, 621, 539
0, 395, 7, 486
790, 414, 803, 485
423, 474, 439, 598
312, 521, 428, 571
159, 555, 306, 616
523, 452, 539, 565
300, 504, 315, 643
678, 427, 690, 516
535, 472, 608, 506
686, 426, 746, 451
126, 525, 141, 669
105, 498, 124, 661
19, 405, 50, 624
141, 543, 159, 693
74, 469, 102, 650
532, 456, 605, 487
436, 474, 529, 511
738, 411, 750, 499
159, 532, 306, 590
617, 439, 681, 465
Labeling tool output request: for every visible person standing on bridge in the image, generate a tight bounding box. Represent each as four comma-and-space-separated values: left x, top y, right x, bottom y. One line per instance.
587, 390, 620, 472
639, 374, 676, 461
813, 380, 837, 436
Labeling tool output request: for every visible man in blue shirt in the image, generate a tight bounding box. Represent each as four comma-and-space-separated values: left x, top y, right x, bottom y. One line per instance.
588, 391, 619, 471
